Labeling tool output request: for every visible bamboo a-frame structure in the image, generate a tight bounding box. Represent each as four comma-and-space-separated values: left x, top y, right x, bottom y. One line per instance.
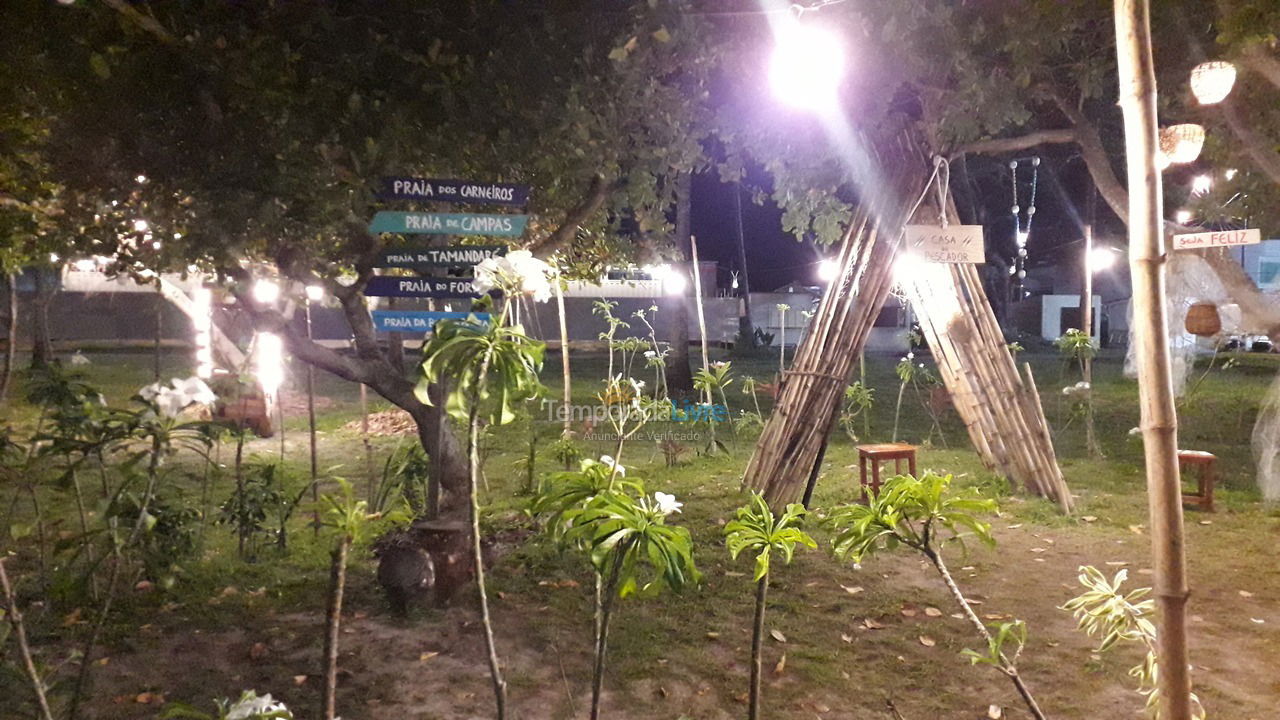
742, 134, 1072, 512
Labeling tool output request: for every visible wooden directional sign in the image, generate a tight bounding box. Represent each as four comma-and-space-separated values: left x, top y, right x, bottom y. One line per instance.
377, 245, 506, 269
371, 311, 490, 333
378, 177, 530, 207
365, 276, 485, 298
904, 225, 986, 263
1172, 228, 1261, 251
369, 211, 528, 237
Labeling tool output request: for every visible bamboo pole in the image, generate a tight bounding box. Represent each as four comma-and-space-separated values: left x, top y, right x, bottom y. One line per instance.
1114, 1, 1192, 717
554, 272, 572, 436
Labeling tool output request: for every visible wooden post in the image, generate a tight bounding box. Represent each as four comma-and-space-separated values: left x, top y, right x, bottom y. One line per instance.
1114, 2, 1193, 718
554, 272, 573, 436
306, 298, 320, 535
1080, 190, 1102, 458
690, 235, 712, 404
734, 183, 755, 346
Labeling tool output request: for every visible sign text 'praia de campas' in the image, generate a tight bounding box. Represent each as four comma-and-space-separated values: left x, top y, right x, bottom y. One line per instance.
369, 212, 528, 237
378, 177, 530, 207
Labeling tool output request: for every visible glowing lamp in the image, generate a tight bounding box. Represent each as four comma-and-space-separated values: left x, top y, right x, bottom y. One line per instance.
817, 258, 840, 282
305, 284, 325, 302
255, 332, 285, 398
1159, 124, 1205, 165
1174, 209, 1193, 224
133, 219, 149, 232
660, 266, 687, 296
1190, 174, 1211, 196
769, 20, 846, 110
1190, 61, 1237, 105
252, 278, 280, 304
1088, 248, 1117, 273
1224, 168, 1238, 181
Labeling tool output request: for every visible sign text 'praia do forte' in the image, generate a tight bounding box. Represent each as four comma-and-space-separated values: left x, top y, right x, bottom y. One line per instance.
369, 211, 528, 237
378, 177, 530, 207
364, 276, 487, 299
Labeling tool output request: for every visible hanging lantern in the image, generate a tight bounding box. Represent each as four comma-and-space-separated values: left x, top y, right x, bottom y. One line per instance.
1159, 124, 1205, 164
1185, 302, 1221, 337
1190, 61, 1237, 105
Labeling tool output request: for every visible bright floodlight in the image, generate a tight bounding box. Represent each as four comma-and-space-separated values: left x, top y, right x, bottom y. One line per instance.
1174, 209, 1193, 224
1089, 248, 1117, 273
892, 253, 926, 285
252, 278, 280, 304
305, 284, 325, 302
661, 266, 688, 296
769, 21, 845, 109
1191, 174, 1212, 196
817, 258, 840, 282
255, 332, 285, 398
133, 219, 149, 232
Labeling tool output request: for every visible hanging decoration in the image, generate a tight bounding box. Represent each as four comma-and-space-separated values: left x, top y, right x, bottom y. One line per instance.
1190, 61, 1237, 105
1184, 302, 1222, 337
1008, 157, 1039, 297
1159, 124, 1205, 165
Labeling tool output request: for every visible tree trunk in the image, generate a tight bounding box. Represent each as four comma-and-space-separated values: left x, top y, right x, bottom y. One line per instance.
30, 268, 54, 370
323, 536, 350, 720
1, 273, 16, 404
0, 559, 55, 720
664, 172, 694, 397
1113, 3, 1194, 719
468, 349, 507, 719
749, 574, 768, 720
413, 390, 470, 517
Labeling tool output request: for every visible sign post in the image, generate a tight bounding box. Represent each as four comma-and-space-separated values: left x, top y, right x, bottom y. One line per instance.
1171, 228, 1260, 251
904, 225, 986, 264
369, 212, 528, 237
377, 178, 530, 206
371, 310, 490, 333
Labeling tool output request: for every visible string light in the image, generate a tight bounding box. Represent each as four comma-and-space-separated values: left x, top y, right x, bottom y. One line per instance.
1191, 174, 1212, 196
1190, 61, 1237, 105
1174, 209, 1193, 224
133, 219, 149, 232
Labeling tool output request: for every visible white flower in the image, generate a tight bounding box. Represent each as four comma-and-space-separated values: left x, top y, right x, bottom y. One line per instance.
644, 350, 656, 358
906, 352, 915, 360
172, 376, 217, 406
599, 455, 625, 476
138, 382, 165, 401
472, 256, 507, 295
70, 351, 91, 366
653, 491, 682, 516
153, 387, 188, 418
1128, 427, 1142, 436
1074, 381, 1091, 391
226, 691, 292, 720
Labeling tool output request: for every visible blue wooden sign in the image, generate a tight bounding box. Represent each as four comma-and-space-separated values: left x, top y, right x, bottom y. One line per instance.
365, 276, 484, 298
378, 178, 530, 207
371, 311, 491, 333
377, 245, 506, 269
369, 212, 528, 237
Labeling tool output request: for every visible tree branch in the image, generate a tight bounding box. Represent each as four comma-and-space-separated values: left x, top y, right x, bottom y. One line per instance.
1218, 96, 1280, 187
524, 174, 611, 259
1240, 45, 1280, 90
949, 128, 1078, 156
100, 0, 179, 46
1051, 96, 1131, 225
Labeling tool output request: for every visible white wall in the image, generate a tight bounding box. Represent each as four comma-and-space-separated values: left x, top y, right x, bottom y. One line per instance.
1039, 294, 1103, 342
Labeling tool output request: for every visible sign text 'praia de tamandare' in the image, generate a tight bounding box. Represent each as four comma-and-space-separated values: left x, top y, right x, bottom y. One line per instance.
377, 177, 530, 207
369, 212, 528, 237
376, 245, 506, 269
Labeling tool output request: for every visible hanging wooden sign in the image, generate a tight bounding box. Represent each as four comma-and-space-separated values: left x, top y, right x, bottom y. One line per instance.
371, 310, 491, 333
904, 225, 986, 263
377, 177, 530, 207
369, 212, 528, 237
377, 245, 506, 269
1172, 228, 1260, 250
364, 276, 485, 298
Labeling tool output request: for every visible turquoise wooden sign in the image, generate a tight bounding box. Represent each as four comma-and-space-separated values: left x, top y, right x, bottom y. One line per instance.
369, 212, 528, 237
371, 311, 490, 333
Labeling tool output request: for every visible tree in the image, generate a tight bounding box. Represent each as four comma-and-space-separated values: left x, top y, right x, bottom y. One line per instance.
8, 0, 724, 516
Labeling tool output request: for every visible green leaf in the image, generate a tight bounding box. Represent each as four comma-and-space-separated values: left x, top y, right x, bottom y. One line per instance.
89, 53, 111, 79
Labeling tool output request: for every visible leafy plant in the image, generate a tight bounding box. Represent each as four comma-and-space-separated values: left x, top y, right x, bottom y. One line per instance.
162, 690, 294, 720
1062, 566, 1206, 720
561, 487, 698, 720
549, 433, 584, 471
724, 494, 815, 720
1055, 328, 1097, 369
693, 360, 735, 452
839, 381, 875, 442
217, 459, 308, 558
826, 473, 1047, 720
373, 441, 432, 516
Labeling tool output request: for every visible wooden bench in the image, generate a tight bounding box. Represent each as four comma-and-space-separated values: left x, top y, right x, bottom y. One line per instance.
856, 443, 919, 499
1178, 450, 1216, 512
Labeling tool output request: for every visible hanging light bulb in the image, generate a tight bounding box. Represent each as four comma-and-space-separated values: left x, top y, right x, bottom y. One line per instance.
1160, 124, 1205, 165
1174, 209, 1193, 224
1016, 231, 1029, 248
1190, 61, 1237, 105
1191, 174, 1212, 196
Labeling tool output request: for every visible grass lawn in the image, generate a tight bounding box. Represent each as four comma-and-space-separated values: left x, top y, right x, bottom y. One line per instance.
1, 347, 1277, 720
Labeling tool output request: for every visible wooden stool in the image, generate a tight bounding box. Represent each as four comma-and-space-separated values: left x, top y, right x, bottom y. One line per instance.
857, 443, 919, 498
1178, 450, 1216, 512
